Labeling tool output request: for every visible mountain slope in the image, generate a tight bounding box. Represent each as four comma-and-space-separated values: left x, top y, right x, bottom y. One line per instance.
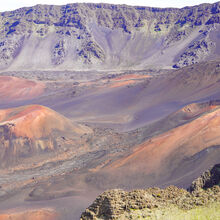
0, 2, 219, 71
83, 102, 220, 189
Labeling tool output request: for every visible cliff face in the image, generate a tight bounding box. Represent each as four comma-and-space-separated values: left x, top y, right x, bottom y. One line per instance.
0, 2, 220, 71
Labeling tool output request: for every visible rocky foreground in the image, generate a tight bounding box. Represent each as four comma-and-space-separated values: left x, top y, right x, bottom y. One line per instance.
81, 164, 220, 219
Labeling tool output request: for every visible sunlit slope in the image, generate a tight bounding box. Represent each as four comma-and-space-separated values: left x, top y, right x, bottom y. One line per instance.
84, 103, 220, 189
0, 105, 91, 168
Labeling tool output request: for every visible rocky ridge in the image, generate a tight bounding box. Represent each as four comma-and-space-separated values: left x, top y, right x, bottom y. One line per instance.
0, 2, 219, 70
81, 163, 220, 219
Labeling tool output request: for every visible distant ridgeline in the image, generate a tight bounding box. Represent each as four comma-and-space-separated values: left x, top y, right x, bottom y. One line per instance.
0, 2, 219, 70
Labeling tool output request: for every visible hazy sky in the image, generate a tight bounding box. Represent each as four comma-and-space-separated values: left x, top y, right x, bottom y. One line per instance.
1, 0, 218, 12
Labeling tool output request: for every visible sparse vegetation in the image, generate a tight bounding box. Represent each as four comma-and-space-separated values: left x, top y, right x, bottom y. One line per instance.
125, 203, 220, 220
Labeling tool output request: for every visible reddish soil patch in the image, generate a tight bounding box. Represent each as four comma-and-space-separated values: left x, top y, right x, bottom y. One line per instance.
107, 107, 220, 174
0, 209, 59, 220
109, 80, 136, 88
111, 74, 150, 81
0, 105, 89, 139
0, 76, 45, 102
107, 74, 150, 88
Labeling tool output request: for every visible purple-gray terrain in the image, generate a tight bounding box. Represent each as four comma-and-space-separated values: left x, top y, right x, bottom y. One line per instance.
0, 2, 220, 220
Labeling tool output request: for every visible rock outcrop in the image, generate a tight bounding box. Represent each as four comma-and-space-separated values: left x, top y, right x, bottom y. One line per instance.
173, 34, 216, 68
188, 163, 220, 192
81, 163, 220, 220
